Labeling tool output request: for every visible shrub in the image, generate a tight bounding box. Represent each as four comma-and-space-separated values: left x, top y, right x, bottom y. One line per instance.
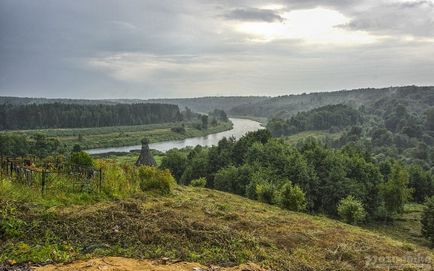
214, 166, 238, 193
421, 196, 434, 247
190, 177, 207, 187
255, 181, 275, 204
138, 166, 176, 195
171, 127, 186, 134
70, 151, 94, 168
337, 196, 366, 225
277, 181, 307, 212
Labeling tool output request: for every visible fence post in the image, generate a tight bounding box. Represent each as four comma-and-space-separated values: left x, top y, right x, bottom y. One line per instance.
41, 170, 46, 196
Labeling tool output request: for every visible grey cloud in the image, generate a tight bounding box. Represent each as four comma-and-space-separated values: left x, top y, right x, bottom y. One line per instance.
223, 8, 284, 22
341, 1, 434, 37
1, 0, 434, 99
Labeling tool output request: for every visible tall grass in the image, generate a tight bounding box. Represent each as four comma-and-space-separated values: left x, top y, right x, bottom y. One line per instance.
0, 161, 176, 207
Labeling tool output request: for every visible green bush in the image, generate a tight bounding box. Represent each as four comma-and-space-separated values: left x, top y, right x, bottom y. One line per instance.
70, 151, 94, 168
421, 196, 434, 247
255, 181, 275, 204
277, 181, 307, 212
138, 166, 176, 195
190, 177, 207, 187
337, 196, 366, 225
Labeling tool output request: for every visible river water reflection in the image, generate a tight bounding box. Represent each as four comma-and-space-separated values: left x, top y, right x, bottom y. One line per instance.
86, 118, 263, 154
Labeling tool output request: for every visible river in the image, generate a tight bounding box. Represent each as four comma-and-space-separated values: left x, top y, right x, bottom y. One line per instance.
86, 118, 263, 154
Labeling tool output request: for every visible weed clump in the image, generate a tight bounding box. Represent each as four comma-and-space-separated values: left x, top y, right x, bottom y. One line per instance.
138, 166, 176, 195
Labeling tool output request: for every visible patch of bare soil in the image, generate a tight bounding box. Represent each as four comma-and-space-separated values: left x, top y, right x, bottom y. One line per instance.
35, 257, 266, 271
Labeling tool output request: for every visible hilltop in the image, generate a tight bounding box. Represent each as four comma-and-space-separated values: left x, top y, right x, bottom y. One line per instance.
2, 186, 432, 270
2, 86, 433, 119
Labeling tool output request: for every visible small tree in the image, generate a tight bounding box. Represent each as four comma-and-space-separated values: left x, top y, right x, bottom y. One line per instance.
337, 195, 366, 225
277, 181, 307, 212
70, 151, 94, 168
421, 196, 434, 247
160, 149, 188, 181
201, 115, 208, 130
72, 144, 82, 153
379, 164, 412, 218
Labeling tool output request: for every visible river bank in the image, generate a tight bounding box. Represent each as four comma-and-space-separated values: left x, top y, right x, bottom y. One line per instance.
2, 121, 233, 150
86, 118, 263, 154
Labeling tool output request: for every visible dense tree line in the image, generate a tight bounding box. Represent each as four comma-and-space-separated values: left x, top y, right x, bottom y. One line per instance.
229, 86, 434, 118
160, 130, 434, 222
0, 134, 62, 158
265, 98, 434, 168
0, 103, 182, 130
335, 104, 434, 168
267, 104, 361, 136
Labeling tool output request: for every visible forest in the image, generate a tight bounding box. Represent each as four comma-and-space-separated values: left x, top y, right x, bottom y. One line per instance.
0, 103, 182, 130
267, 104, 362, 136
267, 99, 434, 169
230, 86, 434, 118
160, 129, 434, 226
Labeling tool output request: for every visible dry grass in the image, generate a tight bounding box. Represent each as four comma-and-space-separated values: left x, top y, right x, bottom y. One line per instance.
1, 186, 433, 270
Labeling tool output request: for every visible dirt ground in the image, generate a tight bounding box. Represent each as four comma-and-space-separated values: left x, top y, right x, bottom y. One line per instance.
35, 257, 266, 271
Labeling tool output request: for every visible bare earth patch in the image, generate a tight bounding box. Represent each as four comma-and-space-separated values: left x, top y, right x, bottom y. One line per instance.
35, 257, 265, 271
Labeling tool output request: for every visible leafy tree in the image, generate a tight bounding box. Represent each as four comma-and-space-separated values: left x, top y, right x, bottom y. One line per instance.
206, 137, 235, 185
31, 134, 60, 158
408, 164, 433, 203
160, 149, 188, 182
201, 115, 208, 130
232, 129, 271, 165
421, 196, 434, 247
337, 195, 366, 225
0, 134, 29, 157
379, 163, 413, 217
70, 151, 94, 168
214, 165, 252, 196
277, 181, 307, 212
180, 148, 209, 185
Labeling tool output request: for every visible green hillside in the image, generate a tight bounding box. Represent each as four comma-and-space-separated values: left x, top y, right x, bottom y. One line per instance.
1, 186, 433, 270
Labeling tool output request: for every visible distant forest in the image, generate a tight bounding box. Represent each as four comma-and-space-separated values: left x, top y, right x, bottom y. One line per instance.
0, 96, 268, 114
2, 86, 433, 118
230, 86, 434, 118
0, 103, 182, 130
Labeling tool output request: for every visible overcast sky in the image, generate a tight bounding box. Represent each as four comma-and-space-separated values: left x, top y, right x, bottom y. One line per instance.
1, 0, 434, 99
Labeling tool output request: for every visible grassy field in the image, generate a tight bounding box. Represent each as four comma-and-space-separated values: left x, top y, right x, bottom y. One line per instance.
2, 121, 233, 150
93, 151, 165, 165
1, 182, 432, 270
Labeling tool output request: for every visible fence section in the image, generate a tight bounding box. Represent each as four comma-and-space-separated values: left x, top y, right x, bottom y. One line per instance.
0, 157, 104, 195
